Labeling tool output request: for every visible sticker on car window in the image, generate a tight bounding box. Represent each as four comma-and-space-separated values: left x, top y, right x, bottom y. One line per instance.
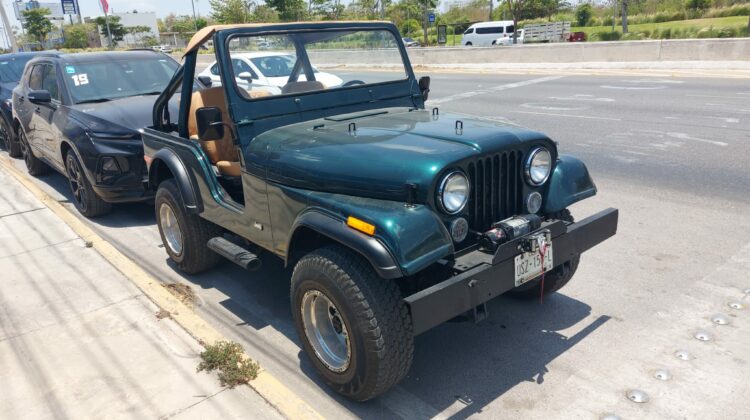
66, 66, 76, 74
71, 74, 89, 86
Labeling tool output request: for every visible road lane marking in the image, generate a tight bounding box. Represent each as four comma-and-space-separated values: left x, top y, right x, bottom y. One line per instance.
666, 132, 728, 147
522, 103, 589, 111
601, 85, 667, 90
686, 94, 748, 100
509, 110, 621, 121
429, 75, 565, 105
0, 156, 324, 420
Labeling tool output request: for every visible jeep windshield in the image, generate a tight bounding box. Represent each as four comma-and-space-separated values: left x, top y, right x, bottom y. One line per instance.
65, 57, 179, 104
227, 29, 407, 99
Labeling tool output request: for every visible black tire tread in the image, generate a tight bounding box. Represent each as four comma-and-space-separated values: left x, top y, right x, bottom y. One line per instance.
291, 245, 413, 401
21, 131, 50, 176
156, 179, 222, 274
66, 153, 112, 218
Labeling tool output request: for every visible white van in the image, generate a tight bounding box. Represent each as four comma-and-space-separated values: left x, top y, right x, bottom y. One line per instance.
461, 21, 516, 46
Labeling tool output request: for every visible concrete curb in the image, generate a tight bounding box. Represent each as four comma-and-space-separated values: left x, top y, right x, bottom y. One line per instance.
0, 156, 323, 420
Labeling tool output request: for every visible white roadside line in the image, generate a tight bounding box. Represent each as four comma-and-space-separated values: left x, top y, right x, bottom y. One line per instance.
428, 75, 565, 105
509, 110, 622, 121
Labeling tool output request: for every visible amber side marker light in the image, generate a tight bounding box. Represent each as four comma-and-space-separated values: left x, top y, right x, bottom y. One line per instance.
347, 216, 376, 236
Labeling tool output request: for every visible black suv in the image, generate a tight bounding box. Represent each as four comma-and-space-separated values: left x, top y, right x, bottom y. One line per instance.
0, 51, 57, 157
12, 51, 180, 217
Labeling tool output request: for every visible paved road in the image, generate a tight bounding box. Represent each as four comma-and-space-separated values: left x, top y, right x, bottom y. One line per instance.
5, 72, 750, 419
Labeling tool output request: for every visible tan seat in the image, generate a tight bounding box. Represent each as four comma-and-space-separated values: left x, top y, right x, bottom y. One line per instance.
188, 87, 241, 177
281, 81, 325, 95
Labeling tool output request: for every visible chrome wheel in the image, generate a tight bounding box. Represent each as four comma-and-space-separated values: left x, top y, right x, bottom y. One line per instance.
159, 203, 183, 255
301, 290, 351, 372
66, 154, 87, 212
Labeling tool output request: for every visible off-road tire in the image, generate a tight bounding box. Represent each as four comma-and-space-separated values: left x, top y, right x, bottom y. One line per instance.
65, 152, 112, 218
19, 130, 49, 176
508, 209, 580, 299
155, 179, 222, 274
291, 245, 414, 401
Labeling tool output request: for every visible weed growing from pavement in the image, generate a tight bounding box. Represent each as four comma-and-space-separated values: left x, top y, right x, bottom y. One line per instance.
197, 341, 260, 387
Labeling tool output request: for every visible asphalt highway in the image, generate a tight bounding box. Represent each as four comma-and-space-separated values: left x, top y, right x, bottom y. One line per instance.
6, 72, 750, 419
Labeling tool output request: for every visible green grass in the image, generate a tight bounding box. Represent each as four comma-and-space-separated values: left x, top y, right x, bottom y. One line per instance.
197, 341, 259, 388
572, 16, 749, 37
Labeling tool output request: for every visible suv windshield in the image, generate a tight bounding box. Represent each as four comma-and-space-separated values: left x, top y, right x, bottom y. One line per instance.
0, 56, 35, 83
64, 57, 179, 104
228, 29, 407, 99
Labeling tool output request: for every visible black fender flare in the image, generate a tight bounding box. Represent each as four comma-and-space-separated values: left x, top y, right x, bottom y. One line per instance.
149, 148, 203, 213
288, 210, 404, 280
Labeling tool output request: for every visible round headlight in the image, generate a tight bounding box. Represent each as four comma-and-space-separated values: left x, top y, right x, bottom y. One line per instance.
525, 147, 552, 186
438, 171, 469, 214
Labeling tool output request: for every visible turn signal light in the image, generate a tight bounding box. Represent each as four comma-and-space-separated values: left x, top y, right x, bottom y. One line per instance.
347, 216, 376, 236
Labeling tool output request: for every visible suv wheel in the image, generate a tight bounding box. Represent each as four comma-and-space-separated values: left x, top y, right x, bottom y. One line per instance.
155, 179, 222, 274
508, 209, 580, 299
65, 152, 112, 218
1, 119, 21, 157
291, 245, 413, 401
19, 130, 49, 176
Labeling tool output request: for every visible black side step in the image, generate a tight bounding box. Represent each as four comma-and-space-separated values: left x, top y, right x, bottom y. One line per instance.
207, 237, 262, 271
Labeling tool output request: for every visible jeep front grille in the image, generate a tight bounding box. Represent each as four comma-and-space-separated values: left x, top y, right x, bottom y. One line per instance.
466, 151, 524, 232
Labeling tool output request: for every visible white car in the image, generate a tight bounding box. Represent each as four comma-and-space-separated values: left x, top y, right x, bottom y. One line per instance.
199, 52, 343, 95
461, 21, 516, 46
493, 29, 524, 46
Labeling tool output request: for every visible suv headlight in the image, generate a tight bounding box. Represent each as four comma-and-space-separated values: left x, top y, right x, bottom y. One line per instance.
438, 171, 469, 214
525, 147, 552, 186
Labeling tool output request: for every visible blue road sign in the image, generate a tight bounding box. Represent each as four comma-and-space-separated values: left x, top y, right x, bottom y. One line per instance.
61, 0, 78, 15
428, 12, 435, 23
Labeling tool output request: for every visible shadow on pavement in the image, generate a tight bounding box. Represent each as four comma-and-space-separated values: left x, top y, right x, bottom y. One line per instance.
13, 158, 610, 418
180, 255, 607, 418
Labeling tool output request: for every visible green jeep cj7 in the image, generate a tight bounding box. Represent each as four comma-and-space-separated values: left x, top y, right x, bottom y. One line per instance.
143, 22, 618, 401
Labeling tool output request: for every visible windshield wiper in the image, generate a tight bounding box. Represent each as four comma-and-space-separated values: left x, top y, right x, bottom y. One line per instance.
138, 91, 163, 96
76, 98, 112, 104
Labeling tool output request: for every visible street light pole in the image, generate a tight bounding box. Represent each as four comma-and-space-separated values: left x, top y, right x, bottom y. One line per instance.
191, 0, 198, 31
0, 2, 18, 52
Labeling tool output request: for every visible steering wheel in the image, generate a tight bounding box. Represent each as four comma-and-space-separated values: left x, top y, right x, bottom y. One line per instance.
342, 80, 365, 87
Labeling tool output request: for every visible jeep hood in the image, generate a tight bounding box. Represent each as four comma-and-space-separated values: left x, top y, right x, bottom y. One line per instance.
259, 108, 549, 202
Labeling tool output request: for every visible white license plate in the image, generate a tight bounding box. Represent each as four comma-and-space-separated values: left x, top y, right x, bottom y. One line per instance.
514, 232, 554, 287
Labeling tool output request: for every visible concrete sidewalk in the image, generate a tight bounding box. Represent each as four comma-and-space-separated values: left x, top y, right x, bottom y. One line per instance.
0, 166, 282, 419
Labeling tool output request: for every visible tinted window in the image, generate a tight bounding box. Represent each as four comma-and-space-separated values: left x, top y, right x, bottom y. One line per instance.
476, 26, 503, 34
0, 56, 34, 83
41, 65, 59, 101
28, 64, 44, 90
506, 25, 515, 33
463, 28, 474, 34
210, 63, 220, 75
63, 57, 179, 104
231, 58, 258, 79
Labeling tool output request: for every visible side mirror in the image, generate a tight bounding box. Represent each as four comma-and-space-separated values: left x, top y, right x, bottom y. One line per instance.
237, 71, 255, 81
198, 75, 212, 87
28, 89, 52, 104
418, 76, 431, 102
196, 107, 224, 141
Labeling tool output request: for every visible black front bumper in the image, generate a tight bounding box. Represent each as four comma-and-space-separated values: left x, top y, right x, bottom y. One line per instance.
405, 208, 619, 335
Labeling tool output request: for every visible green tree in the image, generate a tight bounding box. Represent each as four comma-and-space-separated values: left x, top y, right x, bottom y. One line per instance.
93, 15, 126, 46
253, 5, 280, 22
266, 0, 308, 20
126, 25, 152, 45
62, 23, 94, 49
684, 0, 710, 11
209, 0, 254, 23
575, 3, 592, 26
22, 8, 54, 44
